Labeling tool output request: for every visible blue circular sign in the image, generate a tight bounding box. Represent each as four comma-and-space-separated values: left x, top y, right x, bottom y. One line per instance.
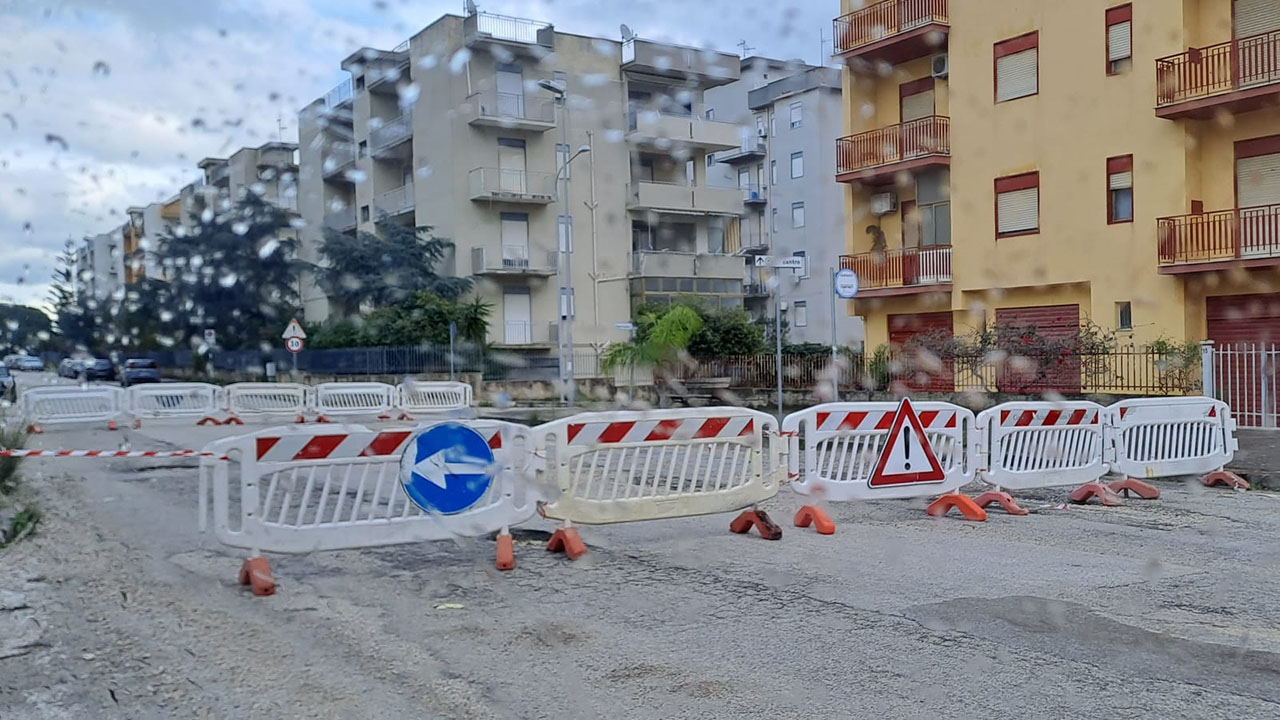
835, 268, 860, 299
399, 423, 495, 515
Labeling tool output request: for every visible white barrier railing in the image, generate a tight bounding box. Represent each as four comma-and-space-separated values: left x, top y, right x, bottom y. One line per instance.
782, 401, 975, 501
976, 401, 1108, 490
313, 382, 396, 419
1107, 397, 1236, 479
225, 383, 311, 419
128, 383, 223, 420
20, 386, 125, 429
534, 408, 783, 524
398, 381, 472, 415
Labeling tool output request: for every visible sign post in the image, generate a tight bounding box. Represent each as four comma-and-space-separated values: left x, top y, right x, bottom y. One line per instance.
615, 321, 637, 404
282, 318, 307, 377
832, 268, 860, 399
755, 256, 804, 416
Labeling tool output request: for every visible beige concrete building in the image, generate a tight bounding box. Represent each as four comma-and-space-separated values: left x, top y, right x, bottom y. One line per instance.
297, 10, 749, 354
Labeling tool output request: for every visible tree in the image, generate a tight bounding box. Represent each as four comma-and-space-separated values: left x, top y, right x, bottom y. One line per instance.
363, 292, 491, 346
317, 222, 470, 316
0, 303, 53, 353
46, 247, 98, 352
601, 304, 703, 374
687, 307, 766, 356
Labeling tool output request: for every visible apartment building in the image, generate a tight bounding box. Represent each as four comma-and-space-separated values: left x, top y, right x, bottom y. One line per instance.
197, 142, 299, 213
835, 0, 1280, 356
297, 10, 748, 354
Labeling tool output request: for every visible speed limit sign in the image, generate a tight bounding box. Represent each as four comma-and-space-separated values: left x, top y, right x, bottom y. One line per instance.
285, 336, 304, 353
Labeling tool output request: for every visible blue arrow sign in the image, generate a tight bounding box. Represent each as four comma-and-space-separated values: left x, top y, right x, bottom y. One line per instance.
399, 423, 495, 515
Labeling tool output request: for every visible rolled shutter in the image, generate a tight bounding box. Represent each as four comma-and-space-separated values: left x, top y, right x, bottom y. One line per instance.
1107, 20, 1131, 61
1235, 0, 1280, 38
996, 49, 1038, 101
998, 187, 1039, 233
1109, 171, 1133, 190
901, 90, 935, 122
1237, 152, 1280, 208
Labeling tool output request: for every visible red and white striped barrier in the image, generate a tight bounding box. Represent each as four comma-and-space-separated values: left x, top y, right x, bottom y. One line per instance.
1107, 397, 1241, 486
974, 401, 1110, 512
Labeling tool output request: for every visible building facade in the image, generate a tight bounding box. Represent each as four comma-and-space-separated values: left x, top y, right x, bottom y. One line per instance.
835, 0, 1280, 355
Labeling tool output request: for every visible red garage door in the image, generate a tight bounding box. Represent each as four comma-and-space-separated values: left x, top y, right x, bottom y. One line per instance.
888, 311, 954, 393
1207, 294, 1280, 345
1207, 294, 1280, 427
994, 304, 1082, 394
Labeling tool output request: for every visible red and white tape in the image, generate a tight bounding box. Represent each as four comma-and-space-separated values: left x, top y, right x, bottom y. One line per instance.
0, 449, 227, 460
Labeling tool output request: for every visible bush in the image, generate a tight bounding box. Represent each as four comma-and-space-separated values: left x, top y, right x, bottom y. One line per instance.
0, 426, 26, 496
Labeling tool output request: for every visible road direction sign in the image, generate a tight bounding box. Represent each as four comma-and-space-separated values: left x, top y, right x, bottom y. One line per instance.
281, 318, 307, 340
754, 255, 805, 269
868, 398, 946, 487
834, 269, 860, 299
399, 422, 495, 515
615, 322, 636, 332
285, 336, 304, 353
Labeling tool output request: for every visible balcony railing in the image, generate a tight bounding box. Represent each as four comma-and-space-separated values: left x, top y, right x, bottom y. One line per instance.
471, 245, 558, 275
207, 164, 229, 186
469, 168, 557, 203
324, 79, 353, 110
323, 145, 355, 178
470, 12, 552, 45
324, 206, 357, 231
840, 246, 952, 290
741, 183, 766, 204
834, 0, 948, 55
499, 320, 556, 346
1157, 204, 1280, 268
837, 116, 949, 177
371, 113, 412, 153
374, 183, 414, 217
1156, 30, 1280, 109
471, 91, 555, 125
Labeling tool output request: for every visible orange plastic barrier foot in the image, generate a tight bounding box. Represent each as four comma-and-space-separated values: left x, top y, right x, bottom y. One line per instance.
378, 413, 392, 420
1202, 470, 1250, 490
197, 416, 221, 426
237, 557, 276, 597
1069, 482, 1123, 506
26, 423, 42, 435
793, 505, 836, 535
313, 415, 331, 424
106, 420, 118, 431
132, 418, 142, 429
973, 490, 1029, 516
397, 412, 415, 421
1108, 477, 1161, 500
546, 527, 588, 560
729, 509, 783, 540
926, 493, 987, 521
496, 532, 515, 571
223, 416, 244, 426
294, 414, 306, 424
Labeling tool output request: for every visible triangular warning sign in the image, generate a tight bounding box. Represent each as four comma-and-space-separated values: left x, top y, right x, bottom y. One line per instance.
868, 398, 946, 487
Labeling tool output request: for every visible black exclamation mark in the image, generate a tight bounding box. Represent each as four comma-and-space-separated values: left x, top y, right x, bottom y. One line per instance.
903, 427, 912, 471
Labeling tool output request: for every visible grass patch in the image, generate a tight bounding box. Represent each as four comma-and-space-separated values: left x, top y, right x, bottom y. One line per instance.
1, 506, 40, 548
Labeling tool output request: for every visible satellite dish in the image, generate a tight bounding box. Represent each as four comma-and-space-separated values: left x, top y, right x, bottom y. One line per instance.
620, 24, 635, 41
464, 0, 478, 16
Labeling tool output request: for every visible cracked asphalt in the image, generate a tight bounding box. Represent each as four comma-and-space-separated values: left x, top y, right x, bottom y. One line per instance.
3, 395, 1280, 718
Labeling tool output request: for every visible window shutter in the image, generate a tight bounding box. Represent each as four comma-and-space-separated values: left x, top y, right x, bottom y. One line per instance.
1237, 152, 1280, 208
996, 49, 1038, 101
1109, 171, 1133, 190
1108, 20, 1131, 61
1235, 0, 1280, 38
901, 90, 935, 122
998, 187, 1039, 233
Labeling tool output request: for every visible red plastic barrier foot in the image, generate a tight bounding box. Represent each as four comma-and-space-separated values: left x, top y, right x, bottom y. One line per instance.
313, 415, 331, 424
1108, 477, 1161, 500
106, 420, 119, 431
1069, 482, 1123, 506
546, 527, 588, 560
377, 413, 392, 420
729, 509, 783, 540
223, 416, 244, 426
793, 505, 836, 535
237, 557, 276, 597
397, 412, 415, 422
294, 414, 306, 424
197, 416, 222, 426
132, 418, 142, 429
496, 532, 515, 571
973, 490, 1029, 516
926, 493, 987, 521
1202, 470, 1250, 490
26, 423, 43, 435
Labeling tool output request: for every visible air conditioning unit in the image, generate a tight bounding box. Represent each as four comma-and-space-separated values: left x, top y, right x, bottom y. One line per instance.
870, 192, 898, 216
757, 126, 768, 137
931, 53, 950, 79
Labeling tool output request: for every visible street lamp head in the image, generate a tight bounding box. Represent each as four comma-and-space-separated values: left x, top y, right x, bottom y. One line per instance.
577, 144, 591, 154
537, 79, 567, 96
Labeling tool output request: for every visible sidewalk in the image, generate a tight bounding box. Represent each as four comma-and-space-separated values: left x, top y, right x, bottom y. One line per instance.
1231, 429, 1280, 488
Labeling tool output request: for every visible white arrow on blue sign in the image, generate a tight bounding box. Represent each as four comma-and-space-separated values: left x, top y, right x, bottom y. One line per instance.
399, 423, 495, 515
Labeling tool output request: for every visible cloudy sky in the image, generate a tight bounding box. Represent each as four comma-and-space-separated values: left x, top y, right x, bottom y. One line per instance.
0, 0, 836, 312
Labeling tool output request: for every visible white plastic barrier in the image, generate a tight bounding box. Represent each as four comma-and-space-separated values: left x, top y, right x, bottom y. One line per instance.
1106, 397, 1237, 479
225, 383, 311, 419
397, 381, 472, 415
535, 408, 783, 524
313, 382, 396, 419
782, 401, 976, 501
200, 420, 540, 554
976, 401, 1108, 490
20, 386, 125, 428
128, 383, 224, 420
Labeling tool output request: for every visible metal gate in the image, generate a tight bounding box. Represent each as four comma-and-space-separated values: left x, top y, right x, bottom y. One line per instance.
1212, 343, 1279, 428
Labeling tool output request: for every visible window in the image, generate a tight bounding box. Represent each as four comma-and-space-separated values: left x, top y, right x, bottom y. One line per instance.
793, 250, 809, 277
770, 160, 778, 185
770, 113, 777, 137
1107, 155, 1134, 223
1117, 301, 1133, 331
706, 153, 716, 167
995, 32, 1039, 102
790, 152, 804, 179
794, 301, 808, 327
360, 205, 370, 222
556, 143, 571, 179
791, 202, 806, 228
995, 171, 1039, 237
789, 101, 802, 128
708, 217, 726, 254
1106, 5, 1133, 74
358, 140, 368, 158
558, 214, 573, 252
771, 207, 779, 233
355, 75, 366, 91
704, 108, 715, 120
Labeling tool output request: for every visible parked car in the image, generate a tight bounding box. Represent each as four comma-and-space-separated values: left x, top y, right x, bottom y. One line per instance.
0, 366, 13, 402
58, 358, 84, 379
120, 358, 161, 387
83, 358, 116, 382
15, 356, 43, 372
2, 354, 20, 369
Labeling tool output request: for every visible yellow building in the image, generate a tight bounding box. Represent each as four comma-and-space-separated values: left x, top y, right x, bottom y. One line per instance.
835, 0, 1280, 357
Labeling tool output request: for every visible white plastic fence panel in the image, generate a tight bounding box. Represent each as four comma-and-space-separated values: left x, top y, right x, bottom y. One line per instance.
1107, 397, 1236, 479
226, 383, 311, 417
976, 401, 1107, 490
398, 381, 473, 413
200, 421, 540, 554
128, 383, 224, 418
781, 401, 975, 501
20, 386, 125, 426
314, 382, 396, 417
535, 407, 783, 524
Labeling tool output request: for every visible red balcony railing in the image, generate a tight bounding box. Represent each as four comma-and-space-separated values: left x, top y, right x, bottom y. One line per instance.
1156, 30, 1280, 108
834, 0, 948, 55
840, 246, 951, 290
1157, 204, 1280, 267
836, 116, 949, 177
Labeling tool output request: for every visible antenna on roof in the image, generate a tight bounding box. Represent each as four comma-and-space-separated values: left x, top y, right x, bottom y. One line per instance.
620, 24, 635, 41
464, 0, 478, 16
737, 39, 755, 58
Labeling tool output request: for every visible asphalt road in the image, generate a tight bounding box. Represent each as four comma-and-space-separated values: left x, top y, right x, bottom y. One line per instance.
3, 373, 1280, 718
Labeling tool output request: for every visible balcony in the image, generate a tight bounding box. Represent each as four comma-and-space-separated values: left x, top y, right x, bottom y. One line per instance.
1156, 31, 1280, 119
374, 183, 414, 218
628, 181, 744, 215
322, 145, 356, 180
716, 140, 768, 164
371, 113, 412, 156
466, 91, 556, 131
1157, 204, 1280, 273
495, 320, 556, 348
840, 246, 952, 297
204, 163, 229, 187
741, 184, 767, 206
324, 206, 357, 232
834, 0, 949, 64
468, 168, 557, 204
471, 245, 558, 277
627, 111, 743, 152
630, 251, 744, 279
464, 11, 555, 55
622, 38, 739, 87
836, 115, 950, 184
